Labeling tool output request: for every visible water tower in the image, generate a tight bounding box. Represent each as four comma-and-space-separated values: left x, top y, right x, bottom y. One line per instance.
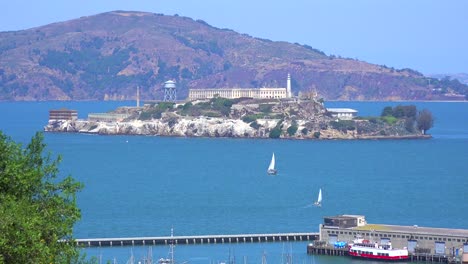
163, 80, 177, 102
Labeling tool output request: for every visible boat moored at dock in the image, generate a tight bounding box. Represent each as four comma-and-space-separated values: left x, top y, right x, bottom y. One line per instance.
348, 238, 409, 261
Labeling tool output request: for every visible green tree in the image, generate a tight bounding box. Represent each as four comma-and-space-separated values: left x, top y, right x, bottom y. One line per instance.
381, 106, 393, 117
269, 127, 282, 139
0, 131, 83, 263
416, 109, 434, 134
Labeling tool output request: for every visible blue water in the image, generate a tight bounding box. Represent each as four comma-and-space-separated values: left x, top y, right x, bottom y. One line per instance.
0, 101, 467, 263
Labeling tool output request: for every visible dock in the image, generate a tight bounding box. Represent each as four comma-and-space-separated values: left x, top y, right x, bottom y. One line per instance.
306, 244, 462, 263
307, 214, 468, 263
74, 232, 319, 247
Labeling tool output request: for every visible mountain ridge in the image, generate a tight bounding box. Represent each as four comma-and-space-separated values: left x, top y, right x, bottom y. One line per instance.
1, 10, 467, 101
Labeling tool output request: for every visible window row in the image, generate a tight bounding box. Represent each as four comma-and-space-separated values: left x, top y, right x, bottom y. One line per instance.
326, 230, 466, 242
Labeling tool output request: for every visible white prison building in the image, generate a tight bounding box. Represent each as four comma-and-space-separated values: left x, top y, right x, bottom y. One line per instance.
188, 74, 293, 100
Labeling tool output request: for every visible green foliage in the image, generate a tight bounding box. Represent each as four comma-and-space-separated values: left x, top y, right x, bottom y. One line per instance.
382, 105, 417, 119
301, 128, 309, 135
392, 105, 417, 118
241, 114, 264, 123
0, 132, 83, 263
381, 106, 393, 117
258, 104, 273, 113
269, 127, 282, 139
330, 120, 356, 132
269, 120, 284, 138
138, 102, 174, 120
381, 115, 398, 125
368, 117, 378, 124
287, 124, 298, 136
417, 109, 434, 134
250, 121, 261, 129
182, 102, 193, 112
208, 97, 234, 116
313, 131, 321, 138
39, 46, 131, 77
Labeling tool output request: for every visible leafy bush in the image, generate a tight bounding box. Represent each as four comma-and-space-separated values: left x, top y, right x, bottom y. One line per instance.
381, 106, 393, 117
382, 105, 417, 119
241, 114, 264, 123
250, 121, 261, 129
287, 124, 298, 136
258, 104, 273, 113
301, 128, 309, 135
269, 127, 282, 138
330, 120, 356, 132
210, 97, 234, 116
381, 115, 398, 125
313, 131, 321, 138
138, 102, 174, 120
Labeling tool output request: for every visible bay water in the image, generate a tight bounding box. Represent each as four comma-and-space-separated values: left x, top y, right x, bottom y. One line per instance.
0, 101, 467, 263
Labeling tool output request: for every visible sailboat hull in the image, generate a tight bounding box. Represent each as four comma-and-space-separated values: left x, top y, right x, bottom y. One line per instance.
267, 169, 277, 175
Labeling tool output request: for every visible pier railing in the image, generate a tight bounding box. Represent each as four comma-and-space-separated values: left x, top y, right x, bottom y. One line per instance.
74, 232, 319, 247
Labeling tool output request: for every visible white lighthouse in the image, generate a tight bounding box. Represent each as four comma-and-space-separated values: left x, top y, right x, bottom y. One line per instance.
287, 73, 292, 98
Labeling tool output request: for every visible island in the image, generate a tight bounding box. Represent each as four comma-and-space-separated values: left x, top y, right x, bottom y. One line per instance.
44, 97, 433, 140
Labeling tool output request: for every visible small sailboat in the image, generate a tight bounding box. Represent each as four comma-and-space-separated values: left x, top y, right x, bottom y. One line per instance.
267, 153, 277, 175
314, 188, 322, 207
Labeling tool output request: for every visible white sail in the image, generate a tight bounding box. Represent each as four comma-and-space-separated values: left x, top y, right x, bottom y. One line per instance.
267, 153, 277, 175
268, 153, 275, 171
314, 188, 322, 207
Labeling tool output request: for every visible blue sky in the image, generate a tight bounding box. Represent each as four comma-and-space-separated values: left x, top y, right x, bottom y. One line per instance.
2, 0, 467, 74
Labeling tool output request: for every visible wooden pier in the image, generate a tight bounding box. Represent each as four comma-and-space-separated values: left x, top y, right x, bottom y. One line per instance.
307, 244, 463, 263
75, 232, 319, 247
306, 244, 348, 256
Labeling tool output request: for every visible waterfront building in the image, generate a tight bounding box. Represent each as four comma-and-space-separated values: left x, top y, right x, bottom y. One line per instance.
188, 74, 292, 100
48, 108, 78, 121
319, 215, 468, 256
88, 113, 130, 122
326, 108, 358, 120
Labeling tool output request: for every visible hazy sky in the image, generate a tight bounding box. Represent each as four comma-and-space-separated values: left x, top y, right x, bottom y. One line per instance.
2, 0, 467, 74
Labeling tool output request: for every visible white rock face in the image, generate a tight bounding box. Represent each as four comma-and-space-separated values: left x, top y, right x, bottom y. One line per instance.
44, 111, 427, 140
45, 117, 264, 138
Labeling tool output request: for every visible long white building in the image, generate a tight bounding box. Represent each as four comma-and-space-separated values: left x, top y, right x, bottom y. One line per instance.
188, 74, 292, 100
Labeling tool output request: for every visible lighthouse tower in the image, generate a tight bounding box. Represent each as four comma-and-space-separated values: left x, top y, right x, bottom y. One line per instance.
287, 74, 292, 98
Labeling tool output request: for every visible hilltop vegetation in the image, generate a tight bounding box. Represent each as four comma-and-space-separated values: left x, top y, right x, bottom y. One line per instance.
1, 10, 466, 101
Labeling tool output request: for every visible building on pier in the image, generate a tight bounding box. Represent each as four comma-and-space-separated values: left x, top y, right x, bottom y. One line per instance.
87, 113, 130, 122
49, 108, 78, 121
318, 215, 468, 258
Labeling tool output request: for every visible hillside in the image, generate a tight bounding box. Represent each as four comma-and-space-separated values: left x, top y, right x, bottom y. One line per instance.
1, 10, 467, 101
429, 73, 468, 85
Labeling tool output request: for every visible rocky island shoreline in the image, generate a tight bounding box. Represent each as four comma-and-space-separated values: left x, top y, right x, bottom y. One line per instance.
44, 98, 432, 140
